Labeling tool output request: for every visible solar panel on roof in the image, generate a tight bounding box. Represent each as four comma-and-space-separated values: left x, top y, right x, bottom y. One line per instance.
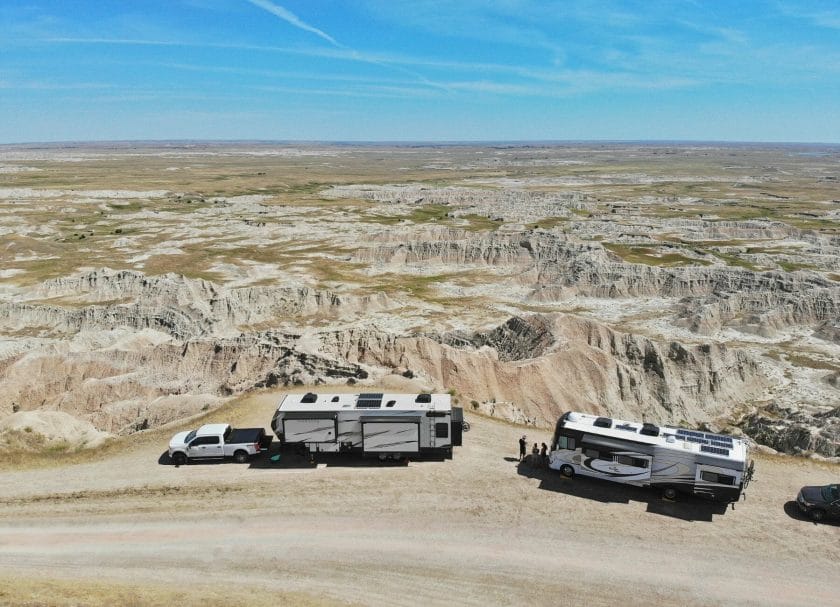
676, 429, 705, 438
700, 445, 730, 456
704, 433, 734, 446
356, 393, 383, 408
685, 436, 710, 445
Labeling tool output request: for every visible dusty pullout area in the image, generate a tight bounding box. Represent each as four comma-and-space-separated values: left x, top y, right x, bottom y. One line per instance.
0, 392, 837, 607
0, 142, 838, 458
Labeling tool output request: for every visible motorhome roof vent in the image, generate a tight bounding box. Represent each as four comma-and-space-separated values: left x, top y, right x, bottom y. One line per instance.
331, 396, 339, 403
593, 417, 612, 429
640, 423, 660, 437
415, 393, 432, 404
301, 392, 317, 404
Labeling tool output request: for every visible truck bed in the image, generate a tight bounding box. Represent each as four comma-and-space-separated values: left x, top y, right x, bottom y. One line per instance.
226, 427, 271, 449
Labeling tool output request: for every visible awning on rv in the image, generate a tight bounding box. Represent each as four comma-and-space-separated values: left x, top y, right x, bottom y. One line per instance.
281, 411, 337, 420
581, 434, 655, 455
360, 415, 422, 424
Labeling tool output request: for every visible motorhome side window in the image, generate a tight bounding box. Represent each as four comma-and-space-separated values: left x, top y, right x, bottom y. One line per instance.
615, 456, 649, 468
584, 448, 600, 459
435, 422, 448, 438
701, 471, 735, 485
556, 436, 576, 450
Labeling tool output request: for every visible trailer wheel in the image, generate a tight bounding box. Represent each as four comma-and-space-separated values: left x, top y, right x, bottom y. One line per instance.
663, 487, 677, 500
233, 450, 249, 464
560, 464, 575, 478
172, 452, 187, 466
809, 509, 826, 522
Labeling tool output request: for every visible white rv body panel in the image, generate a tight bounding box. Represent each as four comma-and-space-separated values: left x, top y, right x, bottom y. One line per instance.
271, 392, 462, 459
362, 421, 420, 453
549, 411, 752, 502
283, 418, 336, 444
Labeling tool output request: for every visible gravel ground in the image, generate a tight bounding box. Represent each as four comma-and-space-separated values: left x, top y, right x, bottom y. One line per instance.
0, 391, 837, 606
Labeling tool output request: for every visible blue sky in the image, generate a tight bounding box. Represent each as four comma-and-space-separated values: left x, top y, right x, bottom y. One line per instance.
1, 1, 839, 143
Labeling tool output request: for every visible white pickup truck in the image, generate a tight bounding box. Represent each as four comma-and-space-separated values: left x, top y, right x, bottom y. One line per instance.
168, 423, 272, 465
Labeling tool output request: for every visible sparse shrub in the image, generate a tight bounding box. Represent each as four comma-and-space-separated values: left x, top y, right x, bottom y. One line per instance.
12, 403, 19, 413
402, 369, 414, 379
471, 400, 479, 410
114, 228, 122, 234
24, 426, 32, 433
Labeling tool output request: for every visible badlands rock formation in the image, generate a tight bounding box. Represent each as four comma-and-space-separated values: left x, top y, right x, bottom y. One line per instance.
0, 143, 837, 457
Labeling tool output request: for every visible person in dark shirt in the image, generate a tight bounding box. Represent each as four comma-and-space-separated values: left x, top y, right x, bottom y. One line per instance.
518, 435, 527, 461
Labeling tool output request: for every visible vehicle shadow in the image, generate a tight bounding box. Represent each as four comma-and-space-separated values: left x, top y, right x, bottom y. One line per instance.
782, 500, 840, 527
516, 457, 731, 522
246, 443, 444, 469
158, 450, 245, 467
158, 446, 432, 469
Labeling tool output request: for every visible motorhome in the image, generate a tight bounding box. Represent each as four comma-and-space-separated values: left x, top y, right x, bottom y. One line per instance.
271, 392, 467, 460
549, 411, 753, 502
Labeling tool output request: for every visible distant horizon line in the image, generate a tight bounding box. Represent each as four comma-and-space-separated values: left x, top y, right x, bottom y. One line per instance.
2, 138, 839, 148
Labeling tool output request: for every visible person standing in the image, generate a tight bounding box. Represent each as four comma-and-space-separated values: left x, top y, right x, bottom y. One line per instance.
540, 442, 549, 467
518, 435, 527, 461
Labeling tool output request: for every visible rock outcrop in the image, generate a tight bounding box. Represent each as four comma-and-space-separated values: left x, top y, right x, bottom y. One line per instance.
319, 314, 768, 428
739, 403, 839, 458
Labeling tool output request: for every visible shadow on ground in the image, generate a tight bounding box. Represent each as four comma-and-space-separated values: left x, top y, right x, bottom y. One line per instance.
782, 500, 840, 527
158, 445, 442, 469
515, 457, 732, 522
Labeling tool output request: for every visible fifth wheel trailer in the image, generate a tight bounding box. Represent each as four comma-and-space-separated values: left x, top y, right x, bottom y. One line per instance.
271, 392, 467, 459
548, 411, 753, 502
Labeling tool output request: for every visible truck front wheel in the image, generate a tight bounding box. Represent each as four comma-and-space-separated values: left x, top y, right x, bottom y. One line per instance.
234, 450, 249, 464
172, 452, 187, 466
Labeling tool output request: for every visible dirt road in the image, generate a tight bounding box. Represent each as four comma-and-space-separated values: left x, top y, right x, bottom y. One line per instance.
0, 391, 837, 606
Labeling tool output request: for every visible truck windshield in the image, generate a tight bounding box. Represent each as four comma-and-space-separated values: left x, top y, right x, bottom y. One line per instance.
823, 485, 839, 501
185, 430, 197, 443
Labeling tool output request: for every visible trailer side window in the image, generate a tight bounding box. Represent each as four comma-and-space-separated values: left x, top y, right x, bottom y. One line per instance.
557, 436, 576, 450
701, 471, 735, 485
435, 422, 448, 438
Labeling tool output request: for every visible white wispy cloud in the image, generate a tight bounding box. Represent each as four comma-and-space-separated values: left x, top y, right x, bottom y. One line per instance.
244, 0, 342, 47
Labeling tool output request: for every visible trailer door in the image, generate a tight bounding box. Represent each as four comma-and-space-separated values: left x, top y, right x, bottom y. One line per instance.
283, 418, 337, 443
361, 417, 419, 453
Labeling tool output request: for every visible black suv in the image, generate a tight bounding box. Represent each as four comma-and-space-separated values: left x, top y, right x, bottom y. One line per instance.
796, 484, 840, 522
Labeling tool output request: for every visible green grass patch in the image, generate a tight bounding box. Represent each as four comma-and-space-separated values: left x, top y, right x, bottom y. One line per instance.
604, 243, 710, 267
526, 217, 569, 230
709, 251, 761, 271
777, 260, 818, 272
